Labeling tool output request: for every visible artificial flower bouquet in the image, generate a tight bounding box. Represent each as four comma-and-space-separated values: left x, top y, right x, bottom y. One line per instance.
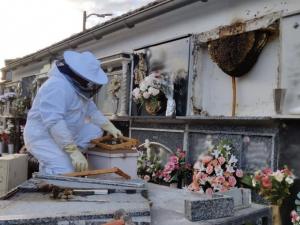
137, 148, 163, 184
132, 72, 162, 103
188, 140, 243, 195
242, 166, 295, 206
160, 149, 192, 186
132, 72, 166, 115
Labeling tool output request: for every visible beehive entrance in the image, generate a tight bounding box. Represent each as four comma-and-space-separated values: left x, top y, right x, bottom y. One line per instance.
208, 30, 269, 116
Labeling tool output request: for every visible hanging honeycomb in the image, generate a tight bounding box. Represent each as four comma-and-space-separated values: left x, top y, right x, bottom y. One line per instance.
208, 30, 268, 77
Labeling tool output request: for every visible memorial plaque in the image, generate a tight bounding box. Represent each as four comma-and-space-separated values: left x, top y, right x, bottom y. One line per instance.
188, 133, 242, 165
242, 135, 273, 171
131, 129, 184, 152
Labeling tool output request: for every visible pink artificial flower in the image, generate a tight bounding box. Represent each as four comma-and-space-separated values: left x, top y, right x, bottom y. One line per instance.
216, 176, 226, 184
282, 168, 293, 176
223, 172, 231, 178
261, 176, 272, 189
218, 156, 226, 165
163, 174, 171, 182
177, 149, 186, 159
236, 169, 244, 178
143, 175, 151, 182
202, 155, 213, 164
291, 210, 300, 223
169, 155, 179, 164
206, 164, 214, 175
210, 177, 219, 187
262, 168, 273, 175
228, 176, 237, 187
205, 188, 213, 195
212, 159, 219, 167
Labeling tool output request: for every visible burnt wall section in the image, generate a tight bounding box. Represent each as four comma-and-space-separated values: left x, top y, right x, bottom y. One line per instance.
130, 118, 280, 173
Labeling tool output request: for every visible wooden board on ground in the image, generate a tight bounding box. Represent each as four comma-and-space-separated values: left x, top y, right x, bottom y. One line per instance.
64, 167, 131, 180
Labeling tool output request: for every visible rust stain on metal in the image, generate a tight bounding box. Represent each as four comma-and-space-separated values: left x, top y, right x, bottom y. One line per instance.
219, 22, 246, 38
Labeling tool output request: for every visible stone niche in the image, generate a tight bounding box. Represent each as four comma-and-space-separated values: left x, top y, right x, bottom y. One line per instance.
131, 118, 279, 173
96, 53, 131, 117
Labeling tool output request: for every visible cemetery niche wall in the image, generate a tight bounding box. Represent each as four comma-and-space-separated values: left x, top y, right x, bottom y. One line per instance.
130, 37, 190, 117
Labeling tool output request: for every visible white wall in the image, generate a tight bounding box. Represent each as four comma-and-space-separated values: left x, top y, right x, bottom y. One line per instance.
9, 0, 300, 117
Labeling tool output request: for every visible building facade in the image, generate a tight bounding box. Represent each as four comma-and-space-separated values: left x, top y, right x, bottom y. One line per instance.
1, 0, 300, 176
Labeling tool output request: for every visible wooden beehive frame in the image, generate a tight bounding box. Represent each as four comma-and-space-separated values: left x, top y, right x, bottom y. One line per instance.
91, 135, 139, 151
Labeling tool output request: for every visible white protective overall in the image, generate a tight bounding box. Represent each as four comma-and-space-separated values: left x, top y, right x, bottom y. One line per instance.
24, 64, 108, 175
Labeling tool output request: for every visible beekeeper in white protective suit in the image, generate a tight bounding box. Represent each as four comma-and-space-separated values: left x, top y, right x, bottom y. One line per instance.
24, 50, 122, 175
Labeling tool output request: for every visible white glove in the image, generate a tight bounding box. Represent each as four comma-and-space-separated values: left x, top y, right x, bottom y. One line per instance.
101, 121, 123, 138
64, 144, 88, 172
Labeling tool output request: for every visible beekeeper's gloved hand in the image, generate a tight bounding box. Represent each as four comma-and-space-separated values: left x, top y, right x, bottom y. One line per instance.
101, 121, 123, 138
64, 144, 88, 172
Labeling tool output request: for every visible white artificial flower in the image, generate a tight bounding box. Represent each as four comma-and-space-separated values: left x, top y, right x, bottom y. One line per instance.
132, 88, 141, 99
211, 149, 220, 158
252, 178, 257, 186
226, 165, 235, 173
223, 145, 232, 151
140, 82, 148, 92
273, 170, 284, 182
228, 155, 238, 165
215, 165, 224, 176
148, 87, 160, 96
143, 92, 150, 99
286, 176, 294, 185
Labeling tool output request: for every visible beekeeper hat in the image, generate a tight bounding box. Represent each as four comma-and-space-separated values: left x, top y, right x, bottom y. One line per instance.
63, 50, 108, 85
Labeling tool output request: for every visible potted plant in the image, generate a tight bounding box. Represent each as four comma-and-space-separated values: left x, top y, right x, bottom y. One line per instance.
160, 149, 192, 188
188, 140, 244, 195
242, 167, 295, 225
132, 72, 166, 115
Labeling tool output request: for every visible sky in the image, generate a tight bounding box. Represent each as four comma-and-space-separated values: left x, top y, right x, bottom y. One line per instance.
0, 0, 154, 70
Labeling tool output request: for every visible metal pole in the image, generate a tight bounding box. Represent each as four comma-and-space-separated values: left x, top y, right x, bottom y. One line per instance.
83, 11, 87, 31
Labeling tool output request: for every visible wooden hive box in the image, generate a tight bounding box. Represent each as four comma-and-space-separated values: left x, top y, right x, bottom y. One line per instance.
91, 135, 139, 151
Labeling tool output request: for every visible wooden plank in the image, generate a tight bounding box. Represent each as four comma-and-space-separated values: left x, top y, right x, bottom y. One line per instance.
63, 167, 131, 180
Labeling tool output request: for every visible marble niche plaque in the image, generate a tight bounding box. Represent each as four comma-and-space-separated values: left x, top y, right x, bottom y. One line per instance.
188, 133, 243, 165
131, 129, 184, 152
242, 135, 273, 172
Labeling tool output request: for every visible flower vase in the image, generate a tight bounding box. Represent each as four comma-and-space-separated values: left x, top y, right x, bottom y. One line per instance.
8, 144, 14, 154
145, 99, 162, 115
271, 205, 282, 225
169, 182, 178, 189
